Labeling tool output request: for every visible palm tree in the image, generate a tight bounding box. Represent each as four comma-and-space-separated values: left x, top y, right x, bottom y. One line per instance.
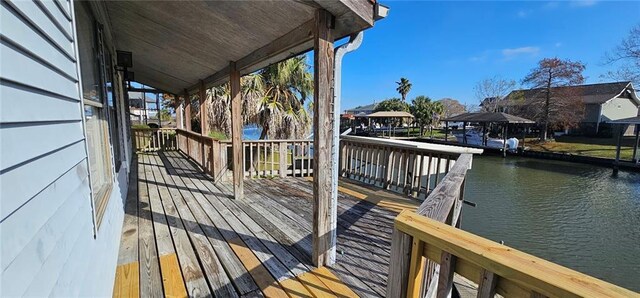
396, 77, 412, 101
257, 56, 313, 139
203, 56, 312, 140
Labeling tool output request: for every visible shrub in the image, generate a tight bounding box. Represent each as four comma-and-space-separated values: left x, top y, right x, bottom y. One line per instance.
132, 124, 150, 129
209, 130, 228, 140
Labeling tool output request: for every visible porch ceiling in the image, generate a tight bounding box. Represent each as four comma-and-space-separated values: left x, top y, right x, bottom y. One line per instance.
104, 0, 376, 95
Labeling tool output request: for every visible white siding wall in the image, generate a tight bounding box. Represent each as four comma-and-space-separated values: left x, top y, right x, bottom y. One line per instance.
1, 0, 127, 296
601, 96, 639, 122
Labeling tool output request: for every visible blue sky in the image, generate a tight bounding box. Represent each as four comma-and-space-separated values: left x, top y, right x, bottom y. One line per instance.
335, 1, 640, 111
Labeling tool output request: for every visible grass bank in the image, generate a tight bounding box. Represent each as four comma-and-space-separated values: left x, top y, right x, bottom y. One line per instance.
524, 135, 637, 160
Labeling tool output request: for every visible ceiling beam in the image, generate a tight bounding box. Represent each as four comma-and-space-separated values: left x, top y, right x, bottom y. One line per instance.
184, 0, 376, 94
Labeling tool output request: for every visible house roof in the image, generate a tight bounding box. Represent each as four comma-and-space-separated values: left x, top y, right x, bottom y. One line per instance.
607, 116, 640, 125
103, 1, 379, 95
345, 103, 378, 113
365, 111, 414, 118
129, 92, 158, 103
443, 112, 535, 124
505, 82, 635, 105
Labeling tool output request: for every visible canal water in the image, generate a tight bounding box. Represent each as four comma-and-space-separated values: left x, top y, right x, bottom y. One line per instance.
461, 156, 640, 291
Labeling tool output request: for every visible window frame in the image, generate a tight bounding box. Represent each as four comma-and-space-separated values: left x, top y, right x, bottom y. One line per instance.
74, 1, 117, 232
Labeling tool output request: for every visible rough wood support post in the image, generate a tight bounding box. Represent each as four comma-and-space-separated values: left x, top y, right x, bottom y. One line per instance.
230, 62, 243, 200
184, 89, 191, 131
312, 8, 335, 267
199, 81, 209, 136
386, 227, 412, 298
175, 94, 183, 129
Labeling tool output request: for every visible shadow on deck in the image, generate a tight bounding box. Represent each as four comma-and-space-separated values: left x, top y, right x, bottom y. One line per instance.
113, 151, 421, 297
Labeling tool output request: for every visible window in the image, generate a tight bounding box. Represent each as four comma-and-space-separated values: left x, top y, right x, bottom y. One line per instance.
105, 51, 123, 171
76, 2, 113, 227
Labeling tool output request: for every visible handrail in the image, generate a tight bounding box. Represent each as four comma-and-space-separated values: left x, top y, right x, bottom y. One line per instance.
132, 128, 177, 152
174, 129, 313, 180
339, 136, 480, 198
394, 211, 639, 298
387, 153, 473, 298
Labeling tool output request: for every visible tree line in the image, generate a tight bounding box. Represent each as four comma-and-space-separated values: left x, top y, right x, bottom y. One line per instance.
475, 23, 638, 140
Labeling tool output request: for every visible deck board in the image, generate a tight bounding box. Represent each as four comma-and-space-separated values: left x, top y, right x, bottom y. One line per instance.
113, 151, 422, 297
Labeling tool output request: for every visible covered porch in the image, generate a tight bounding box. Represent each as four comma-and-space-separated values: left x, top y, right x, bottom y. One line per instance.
113, 150, 420, 297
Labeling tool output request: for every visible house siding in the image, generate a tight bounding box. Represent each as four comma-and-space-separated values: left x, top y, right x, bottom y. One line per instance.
1, 0, 127, 296
600, 96, 639, 122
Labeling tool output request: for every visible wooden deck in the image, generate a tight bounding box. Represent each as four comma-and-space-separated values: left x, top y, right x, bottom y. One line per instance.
113, 151, 422, 297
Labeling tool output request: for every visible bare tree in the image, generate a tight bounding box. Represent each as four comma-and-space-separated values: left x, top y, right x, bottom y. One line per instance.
474, 76, 516, 112
436, 98, 466, 119
521, 58, 586, 140
602, 23, 640, 84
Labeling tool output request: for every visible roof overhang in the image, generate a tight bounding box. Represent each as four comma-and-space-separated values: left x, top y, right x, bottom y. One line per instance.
103, 0, 381, 95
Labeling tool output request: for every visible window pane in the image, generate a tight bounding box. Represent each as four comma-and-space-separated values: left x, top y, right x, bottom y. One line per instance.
84, 105, 111, 196
76, 2, 101, 103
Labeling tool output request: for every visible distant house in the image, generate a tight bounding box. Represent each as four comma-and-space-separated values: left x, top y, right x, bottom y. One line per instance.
128, 91, 159, 125
504, 82, 639, 135
344, 102, 378, 117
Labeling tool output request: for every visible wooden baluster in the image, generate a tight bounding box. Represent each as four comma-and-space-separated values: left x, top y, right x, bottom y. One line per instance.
279, 142, 286, 177
301, 142, 306, 176
384, 148, 393, 189
434, 154, 442, 186
241, 143, 246, 178
363, 145, 370, 183
403, 151, 412, 194
531, 291, 548, 298
263, 142, 268, 177
249, 142, 254, 178
411, 153, 421, 197
407, 238, 426, 298
359, 144, 365, 180
416, 153, 425, 197
477, 269, 498, 298
436, 251, 457, 298
374, 146, 381, 185
307, 141, 312, 176
396, 151, 404, 189
270, 142, 274, 176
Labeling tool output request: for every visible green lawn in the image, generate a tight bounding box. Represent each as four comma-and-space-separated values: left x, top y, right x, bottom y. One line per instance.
524, 135, 637, 160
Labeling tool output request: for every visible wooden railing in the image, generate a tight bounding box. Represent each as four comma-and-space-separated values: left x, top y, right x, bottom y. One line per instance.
387, 152, 472, 298
174, 129, 313, 181
340, 135, 482, 198
132, 128, 177, 152
392, 211, 638, 298
386, 152, 638, 297
239, 140, 313, 178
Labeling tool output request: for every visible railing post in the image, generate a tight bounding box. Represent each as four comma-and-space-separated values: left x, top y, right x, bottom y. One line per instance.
280, 142, 287, 178
387, 226, 413, 298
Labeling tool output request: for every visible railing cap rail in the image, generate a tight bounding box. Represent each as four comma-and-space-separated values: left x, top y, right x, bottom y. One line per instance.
395, 210, 639, 298
340, 135, 483, 155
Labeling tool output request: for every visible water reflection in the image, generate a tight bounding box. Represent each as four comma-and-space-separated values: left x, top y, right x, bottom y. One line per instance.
462, 156, 640, 291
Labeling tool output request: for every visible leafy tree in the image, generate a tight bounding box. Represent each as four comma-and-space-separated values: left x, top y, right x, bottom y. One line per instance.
157, 108, 172, 121
396, 77, 412, 101
521, 57, 586, 140
411, 96, 439, 136
474, 76, 516, 112
411, 96, 430, 136
374, 97, 410, 112
602, 23, 640, 85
